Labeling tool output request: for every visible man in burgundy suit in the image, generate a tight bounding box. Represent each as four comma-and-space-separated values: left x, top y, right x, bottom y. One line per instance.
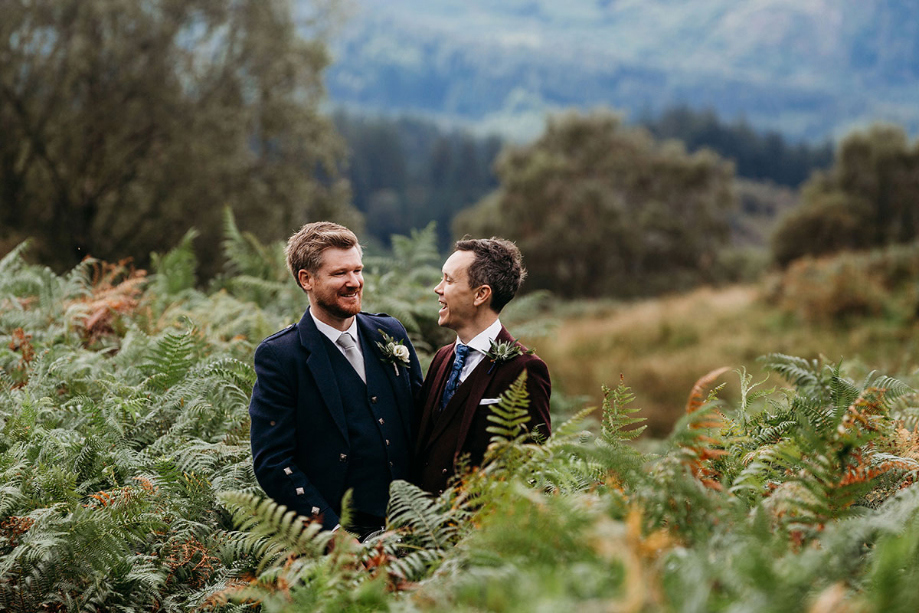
414, 238, 551, 495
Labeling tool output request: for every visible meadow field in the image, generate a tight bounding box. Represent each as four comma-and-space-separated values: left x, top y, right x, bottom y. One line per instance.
530, 274, 919, 436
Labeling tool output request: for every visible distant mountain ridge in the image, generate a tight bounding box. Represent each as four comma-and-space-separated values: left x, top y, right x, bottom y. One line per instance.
319, 0, 919, 141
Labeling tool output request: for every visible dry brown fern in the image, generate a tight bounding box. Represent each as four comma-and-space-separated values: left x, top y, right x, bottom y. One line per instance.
683, 367, 731, 490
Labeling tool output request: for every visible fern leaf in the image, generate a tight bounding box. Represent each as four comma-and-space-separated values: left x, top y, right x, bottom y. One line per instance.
485, 371, 532, 442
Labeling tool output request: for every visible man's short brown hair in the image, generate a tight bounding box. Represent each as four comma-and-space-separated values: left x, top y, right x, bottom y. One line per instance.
454, 237, 526, 313
286, 222, 362, 284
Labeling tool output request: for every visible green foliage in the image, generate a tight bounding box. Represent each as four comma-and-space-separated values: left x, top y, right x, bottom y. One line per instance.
0, 0, 357, 279
454, 109, 737, 297
772, 124, 919, 266
600, 378, 647, 445
332, 111, 502, 250
645, 106, 833, 187
766, 240, 919, 324
3, 225, 919, 612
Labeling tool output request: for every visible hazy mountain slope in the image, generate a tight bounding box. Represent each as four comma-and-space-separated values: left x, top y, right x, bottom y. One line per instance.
321, 0, 919, 140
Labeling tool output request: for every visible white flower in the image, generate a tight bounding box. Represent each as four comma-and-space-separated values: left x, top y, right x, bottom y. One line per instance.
393, 344, 410, 363
375, 329, 411, 376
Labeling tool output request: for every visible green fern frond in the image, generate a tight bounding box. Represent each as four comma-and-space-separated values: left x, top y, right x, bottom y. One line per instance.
868, 375, 916, 403
142, 330, 198, 390
760, 353, 823, 388
221, 208, 285, 282
150, 228, 199, 298
749, 420, 797, 447
734, 366, 775, 427
600, 378, 646, 444
829, 366, 860, 417
486, 371, 532, 442
386, 479, 456, 551
218, 491, 329, 571
0, 240, 31, 276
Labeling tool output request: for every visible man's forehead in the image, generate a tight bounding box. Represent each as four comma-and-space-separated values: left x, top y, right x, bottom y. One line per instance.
319, 246, 362, 267
444, 250, 474, 274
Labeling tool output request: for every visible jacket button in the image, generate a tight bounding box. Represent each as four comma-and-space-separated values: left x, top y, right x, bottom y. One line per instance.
389, 461, 394, 468
371, 396, 378, 404
340, 453, 348, 462
270, 421, 276, 426
385, 439, 390, 446
378, 418, 385, 425
442, 469, 448, 474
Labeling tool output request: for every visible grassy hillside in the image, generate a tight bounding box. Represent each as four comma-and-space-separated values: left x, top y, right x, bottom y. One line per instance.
526, 246, 919, 436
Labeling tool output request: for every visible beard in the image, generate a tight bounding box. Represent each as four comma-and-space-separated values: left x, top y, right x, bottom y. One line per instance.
313, 288, 362, 320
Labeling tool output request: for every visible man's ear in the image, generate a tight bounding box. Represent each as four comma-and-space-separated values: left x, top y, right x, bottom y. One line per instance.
473, 285, 492, 308
297, 269, 313, 292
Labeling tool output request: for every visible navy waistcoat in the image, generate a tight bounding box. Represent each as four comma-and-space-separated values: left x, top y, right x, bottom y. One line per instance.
321, 335, 411, 517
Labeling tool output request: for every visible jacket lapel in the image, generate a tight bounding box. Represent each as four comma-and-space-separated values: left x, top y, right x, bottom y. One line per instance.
423, 328, 510, 455
453, 326, 515, 454
415, 344, 455, 454
298, 308, 348, 441
423, 326, 516, 457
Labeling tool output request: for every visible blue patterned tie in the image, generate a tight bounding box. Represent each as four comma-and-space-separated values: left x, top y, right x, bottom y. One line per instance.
439, 343, 470, 411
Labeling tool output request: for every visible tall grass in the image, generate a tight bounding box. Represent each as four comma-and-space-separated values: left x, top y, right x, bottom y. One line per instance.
528, 243, 919, 435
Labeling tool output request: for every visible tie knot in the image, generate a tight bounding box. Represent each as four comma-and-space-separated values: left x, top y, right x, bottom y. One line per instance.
337, 332, 357, 351
456, 343, 469, 358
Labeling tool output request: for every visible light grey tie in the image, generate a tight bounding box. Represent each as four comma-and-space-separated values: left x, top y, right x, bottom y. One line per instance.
336, 332, 366, 383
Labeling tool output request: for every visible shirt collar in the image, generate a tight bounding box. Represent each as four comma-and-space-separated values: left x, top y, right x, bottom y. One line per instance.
457, 318, 502, 355
310, 308, 360, 346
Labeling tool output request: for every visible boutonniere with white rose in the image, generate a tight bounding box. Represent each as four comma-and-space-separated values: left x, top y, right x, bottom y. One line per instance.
376, 329, 410, 376
485, 338, 534, 374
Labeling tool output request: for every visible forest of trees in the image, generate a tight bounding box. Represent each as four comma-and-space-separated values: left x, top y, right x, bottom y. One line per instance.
2, 0, 917, 295
334, 107, 835, 251
643, 106, 834, 187
0, 0, 358, 279
771, 124, 919, 266
332, 112, 502, 250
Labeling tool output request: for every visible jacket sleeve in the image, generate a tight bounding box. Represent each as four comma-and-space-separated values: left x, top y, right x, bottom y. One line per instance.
523, 355, 552, 438
249, 341, 339, 529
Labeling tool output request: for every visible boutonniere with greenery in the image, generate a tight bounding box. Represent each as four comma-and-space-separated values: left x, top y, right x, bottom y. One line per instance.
376, 329, 410, 376
485, 338, 534, 374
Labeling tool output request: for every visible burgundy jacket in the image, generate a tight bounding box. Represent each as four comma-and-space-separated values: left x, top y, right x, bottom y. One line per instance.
413, 325, 551, 494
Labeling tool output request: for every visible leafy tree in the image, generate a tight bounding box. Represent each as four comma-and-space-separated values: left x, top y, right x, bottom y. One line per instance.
332, 110, 503, 249
644, 105, 834, 187
455, 110, 736, 297
0, 0, 357, 278
772, 124, 919, 266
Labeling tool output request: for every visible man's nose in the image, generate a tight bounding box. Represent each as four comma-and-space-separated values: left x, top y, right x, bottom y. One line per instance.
346, 271, 362, 286
433, 280, 444, 294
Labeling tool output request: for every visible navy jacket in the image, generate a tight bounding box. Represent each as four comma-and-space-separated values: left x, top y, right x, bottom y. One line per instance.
249, 308, 423, 529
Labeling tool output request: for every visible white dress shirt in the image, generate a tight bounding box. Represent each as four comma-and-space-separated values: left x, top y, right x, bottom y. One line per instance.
310, 310, 364, 365
455, 318, 503, 383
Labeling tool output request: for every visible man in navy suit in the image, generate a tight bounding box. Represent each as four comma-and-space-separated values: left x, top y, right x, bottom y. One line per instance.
249, 222, 423, 539
414, 238, 551, 495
